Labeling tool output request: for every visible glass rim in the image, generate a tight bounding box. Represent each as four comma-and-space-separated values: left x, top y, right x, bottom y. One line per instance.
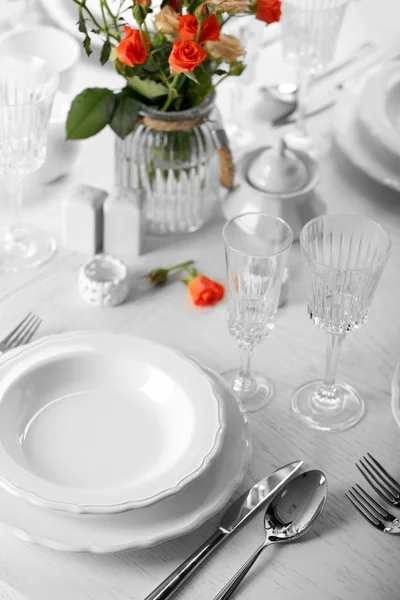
222, 212, 294, 258
300, 213, 392, 272
0, 54, 59, 108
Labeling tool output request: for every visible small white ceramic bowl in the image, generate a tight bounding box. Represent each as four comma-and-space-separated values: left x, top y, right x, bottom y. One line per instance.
0, 26, 80, 91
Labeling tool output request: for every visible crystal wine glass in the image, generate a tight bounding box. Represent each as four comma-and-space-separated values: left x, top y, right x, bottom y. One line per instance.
0, 55, 59, 271
291, 213, 391, 431
281, 0, 349, 152
223, 212, 293, 412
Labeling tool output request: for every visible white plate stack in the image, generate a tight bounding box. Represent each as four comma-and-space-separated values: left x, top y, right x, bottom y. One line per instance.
0, 333, 251, 552
334, 60, 400, 192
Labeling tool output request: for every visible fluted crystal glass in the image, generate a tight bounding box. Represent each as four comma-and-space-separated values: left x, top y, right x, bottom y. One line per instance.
292, 213, 391, 431
0, 55, 58, 271
223, 213, 293, 413
281, 0, 349, 152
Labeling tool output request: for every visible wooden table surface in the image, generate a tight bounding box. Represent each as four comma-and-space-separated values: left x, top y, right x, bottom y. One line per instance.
0, 1, 399, 599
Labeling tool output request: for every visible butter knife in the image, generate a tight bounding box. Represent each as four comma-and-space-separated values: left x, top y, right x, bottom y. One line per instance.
144, 460, 303, 600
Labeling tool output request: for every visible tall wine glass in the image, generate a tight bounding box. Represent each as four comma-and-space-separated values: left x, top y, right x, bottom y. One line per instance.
281, 0, 349, 152
0, 55, 59, 271
223, 213, 293, 412
291, 213, 391, 431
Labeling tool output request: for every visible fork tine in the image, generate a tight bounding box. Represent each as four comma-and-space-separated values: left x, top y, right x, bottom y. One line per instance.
363, 456, 400, 498
17, 316, 42, 347
346, 490, 381, 528
367, 453, 400, 493
355, 485, 390, 519
1, 312, 33, 345
356, 462, 395, 505
6, 313, 37, 349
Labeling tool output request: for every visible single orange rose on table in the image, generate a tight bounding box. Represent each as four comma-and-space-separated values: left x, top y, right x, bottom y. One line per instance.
168, 40, 207, 72
255, 0, 281, 24
116, 26, 150, 66
177, 14, 221, 43
188, 275, 225, 307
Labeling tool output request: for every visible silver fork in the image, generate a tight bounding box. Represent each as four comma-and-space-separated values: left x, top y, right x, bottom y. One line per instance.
346, 485, 400, 535
0, 312, 42, 354
357, 453, 400, 508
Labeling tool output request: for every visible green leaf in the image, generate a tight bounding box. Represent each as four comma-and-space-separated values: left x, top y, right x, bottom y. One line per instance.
67, 88, 116, 140
215, 69, 228, 76
83, 35, 92, 57
78, 10, 87, 34
100, 40, 112, 65
110, 93, 140, 139
184, 71, 200, 85
127, 76, 168, 101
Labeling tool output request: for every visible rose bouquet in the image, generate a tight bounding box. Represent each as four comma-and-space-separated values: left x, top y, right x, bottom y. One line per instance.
67, 0, 281, 140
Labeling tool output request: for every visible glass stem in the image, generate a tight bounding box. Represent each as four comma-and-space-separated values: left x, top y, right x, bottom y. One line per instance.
296, 67, 313, 137
323, 333, 345, 386
234, 345, 256, 394
312, 333, 346, 409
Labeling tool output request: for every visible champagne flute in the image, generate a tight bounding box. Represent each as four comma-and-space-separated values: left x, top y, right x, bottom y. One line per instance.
292, 213, 391, 431
223, 212, 293, 412
0, 55, 59, 271
281, 0, 349, 152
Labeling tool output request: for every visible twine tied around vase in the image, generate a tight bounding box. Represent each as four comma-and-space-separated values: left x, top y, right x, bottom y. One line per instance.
139, 116, 235, 189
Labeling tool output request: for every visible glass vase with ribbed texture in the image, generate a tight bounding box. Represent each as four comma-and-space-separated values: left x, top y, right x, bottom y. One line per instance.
115, 94, 220, 235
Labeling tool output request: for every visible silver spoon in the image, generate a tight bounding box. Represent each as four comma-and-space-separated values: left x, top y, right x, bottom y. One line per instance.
212, 470, 328, 600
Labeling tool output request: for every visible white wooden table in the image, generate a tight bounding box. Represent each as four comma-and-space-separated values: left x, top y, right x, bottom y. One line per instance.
0, 1, 399, 599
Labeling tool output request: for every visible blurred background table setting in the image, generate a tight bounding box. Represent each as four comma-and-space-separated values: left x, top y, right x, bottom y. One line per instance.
0, 0, 399, 600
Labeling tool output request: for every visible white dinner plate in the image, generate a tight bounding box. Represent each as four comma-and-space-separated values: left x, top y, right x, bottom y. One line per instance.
0, 333, 225, 514
333, 90, 400, 193
358, 62, 400, 159
0, 361, 251, 553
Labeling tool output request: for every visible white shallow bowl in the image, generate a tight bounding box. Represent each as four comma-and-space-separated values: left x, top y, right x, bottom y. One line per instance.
0, 26, 80, 91
0, 333, 225, 514
0, 361, 251, 553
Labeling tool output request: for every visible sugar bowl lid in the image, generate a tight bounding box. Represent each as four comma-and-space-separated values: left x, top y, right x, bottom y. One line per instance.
246, 138, 309, 194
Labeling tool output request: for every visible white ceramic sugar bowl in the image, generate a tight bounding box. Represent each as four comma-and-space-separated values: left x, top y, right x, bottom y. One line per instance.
222, 139, 324, 240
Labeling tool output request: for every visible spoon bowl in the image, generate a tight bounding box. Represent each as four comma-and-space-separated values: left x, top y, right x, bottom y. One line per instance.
213, 470, 327, 600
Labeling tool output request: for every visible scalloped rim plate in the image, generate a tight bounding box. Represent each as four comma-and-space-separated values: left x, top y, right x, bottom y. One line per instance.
0, 359, 251, 553
0, 333, 225, 514
334, 90, 400, 193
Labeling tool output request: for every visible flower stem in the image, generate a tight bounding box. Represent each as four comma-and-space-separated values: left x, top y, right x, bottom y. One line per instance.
169, 260, 194, 273
162, 73, 181, 111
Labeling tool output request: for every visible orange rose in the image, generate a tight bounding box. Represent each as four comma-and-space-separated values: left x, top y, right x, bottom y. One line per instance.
255, 0, 281, 24
116, 26, 150, 66
168, 40, 207, 73
188, 275, 225, 307
177, 14, 221, 44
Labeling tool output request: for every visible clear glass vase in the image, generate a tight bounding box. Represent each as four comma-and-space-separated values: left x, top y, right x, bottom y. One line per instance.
115, 94, 221, 235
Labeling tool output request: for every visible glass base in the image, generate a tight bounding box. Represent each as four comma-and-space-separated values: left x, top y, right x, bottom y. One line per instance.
222, 368, 274, 413
0, 224, 56, 271
291, 380, 365, 432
